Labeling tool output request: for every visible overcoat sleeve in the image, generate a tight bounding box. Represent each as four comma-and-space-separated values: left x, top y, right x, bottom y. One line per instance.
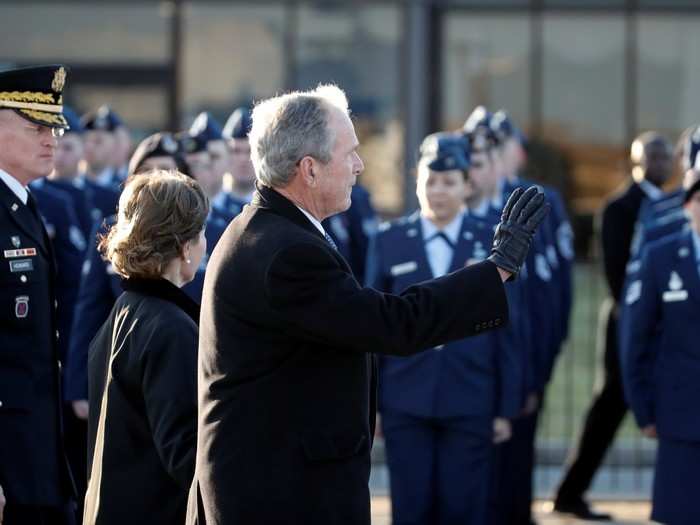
265, 242, 508, 356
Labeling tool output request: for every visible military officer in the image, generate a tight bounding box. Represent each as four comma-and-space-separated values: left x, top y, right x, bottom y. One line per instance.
622, 169, 700, 525
39, 106, 95, 239
222, 106, 255, 204
188, 112, 232, 212
366, 131, 521, 525
0, 64, 76, 525
80, 106, 123, 190
553, 132, 673, 520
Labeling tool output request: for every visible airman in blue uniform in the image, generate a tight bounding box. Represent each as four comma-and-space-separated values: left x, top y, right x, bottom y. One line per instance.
622, 171, 700, 525
460, 108, 553, 525
80, 106, 124, 191
223, 106, 255, 205
186, 112, 238, 219
366, 131, 521, 525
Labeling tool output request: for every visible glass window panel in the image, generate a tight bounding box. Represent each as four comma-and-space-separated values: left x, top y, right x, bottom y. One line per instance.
442, 13, 531, 133
446, 0, 529, 5
296, 4, 403, 214
182, 3, 286, 128
639, 0, 700, 7
0, 3, 169, 63
542, 14, 626, 214
637, 15, 700, 142
543, 0, 625, 6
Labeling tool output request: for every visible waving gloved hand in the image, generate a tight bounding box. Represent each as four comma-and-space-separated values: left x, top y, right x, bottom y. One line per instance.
488, 186, 549, 280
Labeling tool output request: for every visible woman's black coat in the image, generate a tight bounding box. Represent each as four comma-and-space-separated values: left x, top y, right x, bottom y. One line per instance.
84, 277, 199, 525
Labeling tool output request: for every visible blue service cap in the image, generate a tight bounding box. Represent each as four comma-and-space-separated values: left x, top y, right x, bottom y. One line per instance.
684, 125, 700, 171
189, 112, 224, 143
176, 131, 208, 155
462, 106, 499, 148
223, 107, 253, 140
128, 132, 183, 174
62, 106, 83, 134
491, 109, 525, 145
81, 105, 124, 132
419, 132, 470, 172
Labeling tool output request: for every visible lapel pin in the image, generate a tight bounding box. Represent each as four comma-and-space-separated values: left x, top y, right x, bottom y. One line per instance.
11, 236, 20, 248
11, 203, 18, 212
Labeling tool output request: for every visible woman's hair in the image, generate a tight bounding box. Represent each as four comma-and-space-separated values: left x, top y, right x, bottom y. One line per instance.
99, 170, 209, 279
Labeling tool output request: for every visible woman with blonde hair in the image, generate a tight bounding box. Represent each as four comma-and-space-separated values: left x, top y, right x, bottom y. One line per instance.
83, 170, 208, 525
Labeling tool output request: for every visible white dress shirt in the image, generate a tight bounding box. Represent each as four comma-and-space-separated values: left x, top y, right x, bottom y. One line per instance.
0, 168, 28, 204
421, 212, 463, 278
296, 205, 327, 237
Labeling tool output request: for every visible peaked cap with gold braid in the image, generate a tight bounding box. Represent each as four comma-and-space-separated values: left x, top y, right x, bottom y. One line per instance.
0, 64, 68, 128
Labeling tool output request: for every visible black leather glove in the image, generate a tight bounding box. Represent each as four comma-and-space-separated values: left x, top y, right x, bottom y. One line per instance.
488, 186, 549, 280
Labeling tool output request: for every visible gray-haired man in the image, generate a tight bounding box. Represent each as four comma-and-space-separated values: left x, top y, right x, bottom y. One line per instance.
188, 84, 547, 525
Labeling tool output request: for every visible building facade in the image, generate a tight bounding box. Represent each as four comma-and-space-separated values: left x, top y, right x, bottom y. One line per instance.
2, 0, 699, 247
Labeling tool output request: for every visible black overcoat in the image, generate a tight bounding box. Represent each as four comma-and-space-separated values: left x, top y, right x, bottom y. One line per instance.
188, 184, 509, 525
84, 277, 199, 525
0, 178, 74, 506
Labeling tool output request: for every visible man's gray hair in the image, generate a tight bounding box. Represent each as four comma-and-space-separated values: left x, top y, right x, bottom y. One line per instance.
249, 84, 349, 188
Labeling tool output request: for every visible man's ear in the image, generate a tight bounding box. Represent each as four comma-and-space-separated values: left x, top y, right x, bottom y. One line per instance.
298, 156, 316, 187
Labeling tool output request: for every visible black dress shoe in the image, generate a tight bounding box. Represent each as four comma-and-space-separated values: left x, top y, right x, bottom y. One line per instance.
553, 499, 612, 521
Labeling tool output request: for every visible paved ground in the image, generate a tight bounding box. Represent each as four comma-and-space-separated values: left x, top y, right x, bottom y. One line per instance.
370, 498, 654, 525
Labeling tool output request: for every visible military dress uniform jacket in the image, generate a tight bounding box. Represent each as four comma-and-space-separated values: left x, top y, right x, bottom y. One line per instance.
64, 216, 121, 402
188, 184, 509, 525
0, 179, 74, 506
623, 230, 700, 437
366, 212, 521, 419
84, 278, 199, 525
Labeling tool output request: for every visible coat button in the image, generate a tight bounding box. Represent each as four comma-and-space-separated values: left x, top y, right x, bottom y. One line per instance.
54, 300, 58, 309
56, 330, 60, 340
0, 400, 3, 408
20, 275, 27, 283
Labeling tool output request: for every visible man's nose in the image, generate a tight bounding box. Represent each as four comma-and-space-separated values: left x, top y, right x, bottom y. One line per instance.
354, 153, 365, 175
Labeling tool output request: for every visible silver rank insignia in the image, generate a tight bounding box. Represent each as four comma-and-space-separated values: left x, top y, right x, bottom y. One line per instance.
15, 296, 29, 318
11, 236, 20, 248
663, 271, 688, 302
669, 271, 683, 291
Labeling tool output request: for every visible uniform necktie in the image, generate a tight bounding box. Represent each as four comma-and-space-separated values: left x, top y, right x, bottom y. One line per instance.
324, 231, 338, 251
26, 191, 42, 222
425, 231, 455, 250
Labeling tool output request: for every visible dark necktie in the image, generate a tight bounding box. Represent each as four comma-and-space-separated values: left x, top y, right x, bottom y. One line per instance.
324, 231, 339, 251
425, 231, 455, 250
26, 191, 41, 221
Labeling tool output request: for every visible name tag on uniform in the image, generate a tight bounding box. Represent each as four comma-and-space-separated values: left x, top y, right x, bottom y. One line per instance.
9, 259, 33, 272
390, 261, 417, 276
663, 290, 688, 302
4, 248, 36, 258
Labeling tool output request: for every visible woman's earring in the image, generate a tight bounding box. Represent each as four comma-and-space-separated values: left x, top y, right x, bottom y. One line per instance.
186, 259, 191, 265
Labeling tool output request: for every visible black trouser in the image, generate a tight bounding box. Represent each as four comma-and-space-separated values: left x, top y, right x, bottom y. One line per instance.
555, 303, 628, 503
490, 408, 540, 525
4, 502, 76, 525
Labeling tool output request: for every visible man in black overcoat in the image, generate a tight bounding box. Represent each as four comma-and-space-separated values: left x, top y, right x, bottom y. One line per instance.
0, 65, 76, 524
553, 132, 673, 520
188, 85, 548, 525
